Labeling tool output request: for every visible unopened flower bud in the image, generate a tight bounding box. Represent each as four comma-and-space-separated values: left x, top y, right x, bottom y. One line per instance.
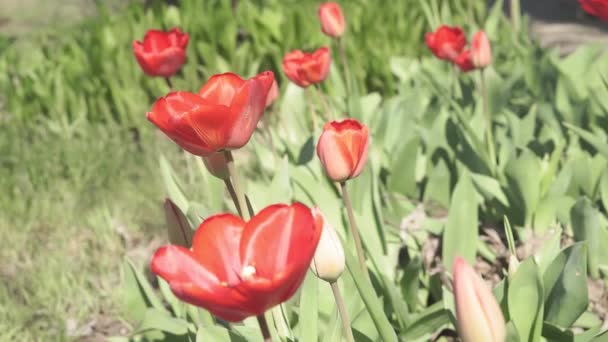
310, 208, 345, 283
453, 256, 506, 342
318, 2, 346, 38
471, 31, 491, 69
202, 152, 229, 179
508, 254, 520, 278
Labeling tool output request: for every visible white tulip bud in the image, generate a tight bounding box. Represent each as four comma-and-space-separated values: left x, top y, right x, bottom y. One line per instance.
310, 208, 345, 283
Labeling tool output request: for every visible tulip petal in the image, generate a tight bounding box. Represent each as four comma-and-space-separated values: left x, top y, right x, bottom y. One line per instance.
225, 71, 274, 148
198, 72, 246, 106
191, 213, 245, 286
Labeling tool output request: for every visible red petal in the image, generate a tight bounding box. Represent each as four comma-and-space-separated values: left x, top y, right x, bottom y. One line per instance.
225, 71, 274, 148
191, 214, 245, 286
198, 73, 247, 106
143, 29, 172, 52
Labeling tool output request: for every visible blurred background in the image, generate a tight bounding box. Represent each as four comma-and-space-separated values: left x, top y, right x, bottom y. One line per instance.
1, 0, 607, 341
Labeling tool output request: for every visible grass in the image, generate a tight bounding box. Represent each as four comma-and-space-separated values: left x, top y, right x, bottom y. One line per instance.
0, 122, 174, 340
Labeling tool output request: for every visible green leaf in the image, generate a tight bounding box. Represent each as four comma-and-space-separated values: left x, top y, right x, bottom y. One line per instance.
423, 157, 451, 208
164, 198, 194, 248
508, 259, 544, 342
505, 149, 542, 227
543, 243, 589, 328
159, 155, 190, 213
570, 197, 600, 278
298, 272, 319, 342
442, 170, 478, 267
123, 259, 166, 317
470, 172, 509, 206
344, 248, 397, 342
133, 308, 189, 336
564, 123, 608, 161
399, 302, 450, 340
388, 137, 419, 197
196, 324, 250, 342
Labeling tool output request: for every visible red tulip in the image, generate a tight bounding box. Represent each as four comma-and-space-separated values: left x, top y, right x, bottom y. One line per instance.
282, 47, 331, 88
265, 79, 279, 108
580, 0, 608, 20
318, 2, 346, 38
425, 25, 466, 61
147, 71, 274, 156
133, 28, 189, 78
471, 31, 491, 69
317, 119, 369, 182
151, 203, 323, 322
453, 257, 506, 342
454, 50, 475, 72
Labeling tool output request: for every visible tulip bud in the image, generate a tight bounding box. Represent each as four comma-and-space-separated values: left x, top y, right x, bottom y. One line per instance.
203, 152, 229, 179
453, 256, 506, 342
508, 254, 520, 278
310, 208, 345, 283
471, 31, 491, 69
316, 119, 369, 182
318, 2, 346, 38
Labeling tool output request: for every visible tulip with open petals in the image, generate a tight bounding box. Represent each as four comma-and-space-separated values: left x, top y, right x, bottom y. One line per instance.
317, 119, 369, 182
133, 28, 189, 78
425, 25, 466, 61
282, 47, 331, 88
310, 208, 345, 283
151, 203, 323, 322
453, 257, 506, 342
318, 2, 346, 38
147, 71, 274, 156
580, 0, 608, 20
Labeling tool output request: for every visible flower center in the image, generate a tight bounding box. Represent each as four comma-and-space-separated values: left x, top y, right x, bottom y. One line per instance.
241, 265, 256, 280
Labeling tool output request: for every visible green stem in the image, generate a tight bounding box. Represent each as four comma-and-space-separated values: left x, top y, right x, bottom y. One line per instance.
510, 0, 521, 34
223, 178, 242, 217
331, 282, 355, 342
224, 150, 250, 220
337, 37, 351, 96
340, 181, 368, 277
480, 69, 496, 175
257, 314, 272, 342
165, 77, 173, 90
313, 85, 333, 120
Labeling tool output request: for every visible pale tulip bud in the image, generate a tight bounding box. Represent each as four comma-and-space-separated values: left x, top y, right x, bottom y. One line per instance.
471, 31, 491, 69
318, 2, 346, 38
508, 254, 520, 278
310, 208, 345, 283
453, 256, 506, 342
202, 152, 229, 179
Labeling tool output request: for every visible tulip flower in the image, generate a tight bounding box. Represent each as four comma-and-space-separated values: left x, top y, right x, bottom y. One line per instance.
147, 71, 274, 156
265, 79, 279, 108
133, 28, 189, 78
318, 2, 346, 38
203, 152, 229, 179
310, 208, 345, 283
151, 203, 323, 322
425, 25, 466, 61
453, 256, 506, 342
471, 31, 491, 69
454, 50, 475, 72
317, 119, 369, 182
282, 47, 331, 88
580, 0, 608, 20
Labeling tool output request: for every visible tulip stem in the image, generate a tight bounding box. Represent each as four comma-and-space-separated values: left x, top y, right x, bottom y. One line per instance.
479, 69, 496, 175
313, 85, 333, 121
224, 150, 250, 220
164, 77, 173, 90
257, 314, 272, 342
337, 37, 352, 95
340, 181, 368, 276
223, 178, 243, 217
331, 282, 355, 342
510, 0, 521, 34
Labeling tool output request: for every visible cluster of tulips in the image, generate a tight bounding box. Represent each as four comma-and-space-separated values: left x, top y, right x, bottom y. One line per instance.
132, 2, 507, 341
